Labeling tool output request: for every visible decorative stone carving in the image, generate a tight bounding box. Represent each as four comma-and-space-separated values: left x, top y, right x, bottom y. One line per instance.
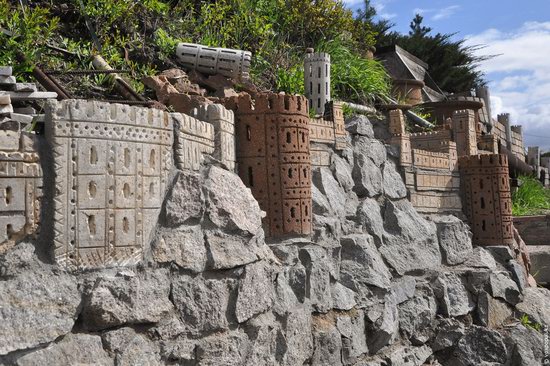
172, 112, 215, 171
44, 100, 173, 269
0, 124, 42, 250
224, 92, 312, 237
192, 104, 236, 171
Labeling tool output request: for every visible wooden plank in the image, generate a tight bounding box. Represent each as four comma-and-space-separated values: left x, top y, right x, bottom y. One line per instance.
0, 90, 57, 101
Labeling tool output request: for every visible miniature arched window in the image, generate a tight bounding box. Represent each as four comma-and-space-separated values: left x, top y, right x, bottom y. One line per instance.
123, 183, 131, 198
4, 186, 12, 205
288, 168, 293, 178
303, 168, 307, 178
481, 220, 486, 231
309, 82, 313, 94
302, 132, 306, 144
290, 207, 296, 218
248, 166, 254, 187
325, 82, 328, 95
325, 64, 328, 77
124, 148, 131, 168
246, 125, 251, 141
88, 181, 97, 198
305, 205, 309, 216
88, 215, 96, 236
317, 66, 321, 78
149, 149, 156, 169
90, 146, 98, 165
286, 131, 292, 143
480, 197, 485, 209
123, 217, 130, 233
317, 83, 321, 94
6, 224, 13, 239
149, 182, 155, 195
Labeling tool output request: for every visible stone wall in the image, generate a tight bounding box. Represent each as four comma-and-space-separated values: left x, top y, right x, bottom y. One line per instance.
0, 111, 545, 366
513, 215, 550, 246
225, 93, 312, 237
459, 154, 514, 247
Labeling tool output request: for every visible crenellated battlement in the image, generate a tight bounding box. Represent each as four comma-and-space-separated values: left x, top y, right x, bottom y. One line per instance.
458, 153, 508, 170
225, 92, 309, 116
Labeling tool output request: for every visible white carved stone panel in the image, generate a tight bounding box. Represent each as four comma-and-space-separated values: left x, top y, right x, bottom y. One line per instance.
45, 100, 173, 269
0, 130, 42, 250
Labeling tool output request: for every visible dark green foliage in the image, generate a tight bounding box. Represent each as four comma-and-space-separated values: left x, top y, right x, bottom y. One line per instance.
374, 12, 489, 92
1, 0, 386, 100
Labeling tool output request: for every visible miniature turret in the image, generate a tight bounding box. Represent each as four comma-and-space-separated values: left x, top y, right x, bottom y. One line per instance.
304, 49, 331, 115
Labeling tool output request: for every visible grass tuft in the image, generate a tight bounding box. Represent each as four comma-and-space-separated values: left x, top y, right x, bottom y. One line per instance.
512, 176, 550, 216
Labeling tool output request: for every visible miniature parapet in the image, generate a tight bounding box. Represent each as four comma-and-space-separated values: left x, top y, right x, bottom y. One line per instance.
225, 93, 312, 237
0, 122, 42, 249
191, 104, 236, 171
388, 109, 462, 214
459, 154, 514, 247
172, 112, 215, 171
44, 100, 173, 269
176, 43, 252, 80
309, 101, 347, 167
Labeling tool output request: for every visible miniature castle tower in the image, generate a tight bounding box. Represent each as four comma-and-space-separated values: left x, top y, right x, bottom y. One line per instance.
224, 93, 312, 237
459, 154, 514, 247
388, 109, 412, 166
452, 110, 478, 157
304, 49, 331, 115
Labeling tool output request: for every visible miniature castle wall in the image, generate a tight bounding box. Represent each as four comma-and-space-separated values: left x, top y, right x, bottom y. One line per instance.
459, 154, 514, 247
224, 93, 312, 237
309, 101, 347, 167
172, 112, 215, 171
176, 43, 252, 80
304, 51, 331, 115
0, 126, 42, 248
44, 100, 173, 268
493, 114, 526, 161
388, 109, 462, 214
192, 104, 236, 170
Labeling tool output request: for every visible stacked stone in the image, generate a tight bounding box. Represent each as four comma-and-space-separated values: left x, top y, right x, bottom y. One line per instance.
0, 66, 47, 248
0, 65, 57, 128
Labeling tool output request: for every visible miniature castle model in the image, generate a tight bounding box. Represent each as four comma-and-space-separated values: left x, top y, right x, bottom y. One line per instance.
304, 49, 331, 115
176, 43, 252, 80
459, 154, 514, 246
224, 93, 312, 237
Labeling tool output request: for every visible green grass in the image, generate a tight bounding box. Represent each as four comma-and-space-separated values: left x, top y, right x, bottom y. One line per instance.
512, 176, 550, 216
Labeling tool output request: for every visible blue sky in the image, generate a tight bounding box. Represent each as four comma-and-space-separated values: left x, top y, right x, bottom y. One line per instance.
343, 0, 550, 151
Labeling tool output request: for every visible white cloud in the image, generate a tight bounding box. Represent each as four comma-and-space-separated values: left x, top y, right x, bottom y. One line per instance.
465, 22, 550, 150
432, 5, 460, 20
412, 5, 460, 21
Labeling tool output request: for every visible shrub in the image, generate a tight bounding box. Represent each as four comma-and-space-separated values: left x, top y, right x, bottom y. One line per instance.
317, 37, 391, 104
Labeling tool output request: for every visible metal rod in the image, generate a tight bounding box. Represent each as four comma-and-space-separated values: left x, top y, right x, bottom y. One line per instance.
43, 69, 130, 75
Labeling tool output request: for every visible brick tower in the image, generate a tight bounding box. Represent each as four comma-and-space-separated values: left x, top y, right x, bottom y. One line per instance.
459, 154, 514, 247
225, 93, 312, 237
